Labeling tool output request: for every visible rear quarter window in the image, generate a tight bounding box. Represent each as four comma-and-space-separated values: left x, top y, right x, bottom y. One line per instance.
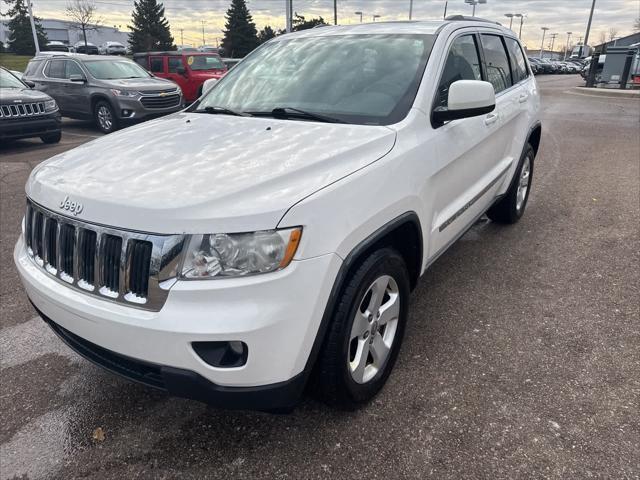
504, 37, 529, 83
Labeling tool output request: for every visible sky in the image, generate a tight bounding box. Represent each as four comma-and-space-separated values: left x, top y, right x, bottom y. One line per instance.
7, 0, 640, 50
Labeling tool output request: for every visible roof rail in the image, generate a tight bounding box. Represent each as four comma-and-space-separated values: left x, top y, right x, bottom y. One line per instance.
445, 15, 502, 26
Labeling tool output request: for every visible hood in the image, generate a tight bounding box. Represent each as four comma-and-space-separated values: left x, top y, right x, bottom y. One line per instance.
103, 77, 177, 90
27, 112, 396, 234
0, 87, 52, 104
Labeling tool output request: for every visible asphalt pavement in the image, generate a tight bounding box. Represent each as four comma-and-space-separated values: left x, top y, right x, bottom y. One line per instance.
1, 75, 639, 480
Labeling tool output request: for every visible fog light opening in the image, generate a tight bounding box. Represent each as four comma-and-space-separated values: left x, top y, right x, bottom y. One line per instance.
192, 341, 248, 368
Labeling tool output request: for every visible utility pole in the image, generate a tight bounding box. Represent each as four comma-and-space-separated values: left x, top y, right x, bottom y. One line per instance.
582, 0, 596, 56
564, 32, 572, 60
27, 1, 40, 55
409, 0, 413, 20
354, 11, 363, 23
180, 28, 184, 47
443, 1, 448, 19
549, 33, 558, 58
540, 27, 549, 59
201, 20, 205, 46
334, 0, 337, 25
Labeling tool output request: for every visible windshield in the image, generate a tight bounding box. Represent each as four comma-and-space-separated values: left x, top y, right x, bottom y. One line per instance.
0, 69, 25, 88
84, 60, 150, 79
188, 55, 225, 71
195, 34, 435, 125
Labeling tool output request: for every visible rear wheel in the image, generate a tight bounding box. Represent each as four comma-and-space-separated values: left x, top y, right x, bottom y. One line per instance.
487, 143, 534, 224
94, 100, 118, 134
40, 131, 61, 144
314, 248, 410, 409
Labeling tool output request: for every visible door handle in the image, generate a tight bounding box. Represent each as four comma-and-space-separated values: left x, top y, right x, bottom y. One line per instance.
518, 94, 529, 103
484, 113, 498, 126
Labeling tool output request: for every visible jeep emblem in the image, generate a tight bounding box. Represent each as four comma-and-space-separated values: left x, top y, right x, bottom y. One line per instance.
59, 196, 84, 216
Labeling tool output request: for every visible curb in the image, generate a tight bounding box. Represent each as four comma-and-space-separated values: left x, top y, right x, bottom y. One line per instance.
572, 86, 640, 98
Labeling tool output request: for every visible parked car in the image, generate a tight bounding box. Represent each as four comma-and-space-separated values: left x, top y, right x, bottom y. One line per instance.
99, 41, 126, 56
15, 19, 541, 411
73, 41, 99, 55
44, 41, 71, 53
198, 45, 219, 53
133, 51, 227, 102
0, 67, 61, 144
581, 55, 606, 83
528, 57, 554, 74
222, 58, 242, 70
23, 54, 183, 133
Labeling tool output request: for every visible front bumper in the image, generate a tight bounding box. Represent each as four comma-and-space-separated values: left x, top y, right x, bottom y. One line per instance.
113, 96, 184, 121
0, 112, 61, 140
15, 236, 341, 409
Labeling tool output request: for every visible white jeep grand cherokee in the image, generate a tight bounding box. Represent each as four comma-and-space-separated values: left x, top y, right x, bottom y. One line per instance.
15, 19, 541, 411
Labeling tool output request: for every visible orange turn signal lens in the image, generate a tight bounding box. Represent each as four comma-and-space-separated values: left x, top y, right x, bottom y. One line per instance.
279, 228, 302, 268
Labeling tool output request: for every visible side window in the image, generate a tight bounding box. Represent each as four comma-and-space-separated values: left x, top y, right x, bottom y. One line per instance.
45, 60, 66, 79
168, 57, 183, 73
436, 35, 482, 108
480, 35, 513, 93
504, 37, 529, 83
149, 57, 164, 73
65, 61, 84, 79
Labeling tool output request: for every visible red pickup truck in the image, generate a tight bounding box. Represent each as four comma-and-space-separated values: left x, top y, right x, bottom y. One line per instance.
133, 52, 227, 103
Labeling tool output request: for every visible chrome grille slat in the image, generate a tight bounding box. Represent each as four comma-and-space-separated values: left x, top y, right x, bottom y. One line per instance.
23, 199, 184, 311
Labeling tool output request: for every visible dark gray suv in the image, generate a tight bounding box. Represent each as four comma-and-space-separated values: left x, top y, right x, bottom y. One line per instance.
23, 54, 183, 133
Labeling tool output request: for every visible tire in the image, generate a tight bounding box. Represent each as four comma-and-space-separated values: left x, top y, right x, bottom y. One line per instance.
40, 131, 61, 144
94, 100, 118, 134
487, 143, 535, 224
314, 247, 410, 410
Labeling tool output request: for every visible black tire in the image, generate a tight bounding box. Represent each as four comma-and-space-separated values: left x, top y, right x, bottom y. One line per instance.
314, 247, 410, 410
487, 143, 535, 224
94, 100, 118, 134
40, 131, 61, 144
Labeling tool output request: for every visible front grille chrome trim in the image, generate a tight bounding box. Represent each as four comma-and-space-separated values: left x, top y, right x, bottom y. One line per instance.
24, 199, 186, 311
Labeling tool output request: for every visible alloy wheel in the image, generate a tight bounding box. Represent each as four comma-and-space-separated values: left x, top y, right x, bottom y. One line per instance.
97, 105, 113, 131
516, 154, 531, 212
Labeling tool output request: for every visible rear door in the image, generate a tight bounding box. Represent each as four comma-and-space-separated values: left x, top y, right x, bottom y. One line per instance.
41, 59, 67, 110
61, 59, 90, 117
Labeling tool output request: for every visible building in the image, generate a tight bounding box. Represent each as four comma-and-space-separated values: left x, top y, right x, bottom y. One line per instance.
594, 32, 640, 53
1, 18, 129, 49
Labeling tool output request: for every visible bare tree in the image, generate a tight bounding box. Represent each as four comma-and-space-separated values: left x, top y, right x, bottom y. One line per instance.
598, 30, 607, 45
608, 27, 618, 42
66, 0, 103, 49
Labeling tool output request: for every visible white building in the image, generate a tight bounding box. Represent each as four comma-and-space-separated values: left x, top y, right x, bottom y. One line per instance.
1, 18, 129, 49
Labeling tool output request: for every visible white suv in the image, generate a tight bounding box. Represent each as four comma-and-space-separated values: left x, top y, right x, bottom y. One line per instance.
15, 19, 541, 411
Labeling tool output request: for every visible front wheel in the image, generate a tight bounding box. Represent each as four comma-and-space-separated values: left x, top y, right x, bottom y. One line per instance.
314, 248, 410, 410
94, 100, 118, 134
487, 143, 534, 224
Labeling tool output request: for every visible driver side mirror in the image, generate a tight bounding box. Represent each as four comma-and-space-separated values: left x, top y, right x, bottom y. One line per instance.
23, 80, 36, 88
69, 74, 86, 83
432, 80, 495, 125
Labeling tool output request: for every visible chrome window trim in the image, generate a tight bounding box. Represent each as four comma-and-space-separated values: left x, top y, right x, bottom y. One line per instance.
24, 199, 186, 311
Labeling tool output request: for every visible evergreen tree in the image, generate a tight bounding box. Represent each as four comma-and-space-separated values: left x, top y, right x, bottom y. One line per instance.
221, 0, 259, 58
4, 0, 48, 55
257, 25, 276, 44
128, 0, 174, 53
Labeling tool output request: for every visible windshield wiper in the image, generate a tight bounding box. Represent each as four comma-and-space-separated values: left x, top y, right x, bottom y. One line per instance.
196, 106, 252, 117
250, 107, 346, 124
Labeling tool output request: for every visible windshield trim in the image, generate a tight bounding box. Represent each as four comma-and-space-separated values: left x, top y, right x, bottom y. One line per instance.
189, 33, 437, 126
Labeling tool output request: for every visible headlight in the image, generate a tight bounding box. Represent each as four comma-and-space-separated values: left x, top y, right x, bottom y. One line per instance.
44, 99, 57, 112
181, 228, 302, 279
110, 89, 138, 98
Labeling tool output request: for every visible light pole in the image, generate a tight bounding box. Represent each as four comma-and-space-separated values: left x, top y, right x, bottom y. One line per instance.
285, 0, 292, 32
504, 13, 514, 30
564, 32, 572, 60
409, 0, 413, 20
582, 0, 596, 57
443, 1, 448, 19
372, 14, 381, 22
27, 1, 40, 54
540, 27, 549, 59
465, 0, 487, 17
201, 20, 206, 46
333, 0, 337, 25
515, 13, 526, 39
549, 33, 558, 58
354, 11, 363, 23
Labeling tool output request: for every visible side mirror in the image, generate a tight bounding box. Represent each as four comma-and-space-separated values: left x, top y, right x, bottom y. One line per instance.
23, 80, 36, 88
432, 80, 495, 125
176, 66, 187, 75
202, 78, 218, 95
69, 74, 86, 83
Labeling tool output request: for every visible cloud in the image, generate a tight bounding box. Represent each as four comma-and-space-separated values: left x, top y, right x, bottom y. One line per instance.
26, 0, 638, 48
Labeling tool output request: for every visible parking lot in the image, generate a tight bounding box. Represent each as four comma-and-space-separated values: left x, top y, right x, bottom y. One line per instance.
1, 75, 638, 479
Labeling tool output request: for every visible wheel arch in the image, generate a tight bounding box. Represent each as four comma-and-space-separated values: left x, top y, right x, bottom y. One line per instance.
90, 94, 116, 114
527, 122, 542, 156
